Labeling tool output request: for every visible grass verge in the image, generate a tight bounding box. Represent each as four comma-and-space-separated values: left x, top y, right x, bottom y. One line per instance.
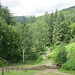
58, 68, 75, 75
0, 70, 40, 75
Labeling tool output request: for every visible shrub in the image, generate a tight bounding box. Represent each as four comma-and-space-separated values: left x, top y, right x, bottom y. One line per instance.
49, 46, 55, 51
62, 44, 75, 70
25, 60, 36, 64
67, 45, 75, 60
0, 60, 5, 67
35, 55, 43, 63
62, 57, 75, 70
46, 54, 52, 59
46, 52, 56, 60
40, 52, 45, 55
55, 43, 67, 64
26, 52, 40, 60
10, 58, 18, 63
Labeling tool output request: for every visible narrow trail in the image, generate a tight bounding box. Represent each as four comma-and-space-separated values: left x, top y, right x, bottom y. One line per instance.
43, 47, 50, 60
34, 47, 72, 75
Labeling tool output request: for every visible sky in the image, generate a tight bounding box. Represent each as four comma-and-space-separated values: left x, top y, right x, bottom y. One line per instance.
0, 0, 75, 17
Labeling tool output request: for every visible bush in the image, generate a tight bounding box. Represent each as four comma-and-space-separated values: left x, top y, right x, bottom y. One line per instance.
67, 45, 75, 60
10, 58, 18, 63
62, 57, 75, 70
35, 55, 43, 63
62, 44, 75, 70
40, 52, 45, 55
0, 60, 5, 67
46, 53, 56, 60
26, 52, 40, 60
46, 54, 52, 59
25, 60, 36, 64
55, 43, 67, 64
49, 46, 55, 51
46, 47, 57, 60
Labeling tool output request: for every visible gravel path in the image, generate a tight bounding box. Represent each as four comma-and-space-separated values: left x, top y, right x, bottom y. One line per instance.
43, 47, 50, 60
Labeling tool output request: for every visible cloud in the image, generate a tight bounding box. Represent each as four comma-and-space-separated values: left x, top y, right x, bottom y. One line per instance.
1, 0, 75, 17
1, 0, 20, 7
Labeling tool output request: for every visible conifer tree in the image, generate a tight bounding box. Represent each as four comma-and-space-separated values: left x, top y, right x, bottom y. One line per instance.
53, 12, 64, 45
48, 12, 54, 45
44, 12, 49, 24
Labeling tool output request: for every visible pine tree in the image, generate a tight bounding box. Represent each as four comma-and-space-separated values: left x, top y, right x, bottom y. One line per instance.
53, 12, 65, 45
53, 9, 58, 22
44, 12, 49, 24
48, 12, 54, 45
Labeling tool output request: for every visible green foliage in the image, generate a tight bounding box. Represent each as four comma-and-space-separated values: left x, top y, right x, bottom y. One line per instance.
48, 46, 55, 51
1, 70, 39, 75
0, 24, 21, 62
46, 54, 52, 59
53, 9, 58, 22
70, 23, 75, 38
0, 4, 16, 25
62, 43, 75, 70
67, 46, 75, 59
28, 16, 36, 23
65, 42, 75, 59
44, 12, 49, 23
0, 3, 75, 65
0, 60, 5, 67
62, 57, 75, 70
59, 68, 75, 74
48, 12, 54, 45
46, 49, 57, 60
48, 42, 75, 70
35, 55, 43, 63
55, 43, 67, 64
26, 52, 39, 60
0, 4, 20, 63
53, 11, 70, 45
29, 20, 49, 52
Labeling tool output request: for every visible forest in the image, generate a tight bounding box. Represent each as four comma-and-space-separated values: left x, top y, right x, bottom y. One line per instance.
0, 3, 75, 75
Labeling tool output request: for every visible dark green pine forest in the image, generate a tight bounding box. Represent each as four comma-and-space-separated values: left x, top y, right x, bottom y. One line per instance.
0, 4, 75, 71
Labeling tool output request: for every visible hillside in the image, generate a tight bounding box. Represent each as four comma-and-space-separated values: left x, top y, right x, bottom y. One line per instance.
61, 6, 75, 12
15, 6, 75, 23
15, 16, 29, 22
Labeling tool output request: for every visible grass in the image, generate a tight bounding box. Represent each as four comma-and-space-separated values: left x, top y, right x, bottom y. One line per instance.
40, 72, 71, 75
33, 69, 73, 75
0, 69, 74, 75
58, 69, 75, 75
65, 42, 75, 51
35, 60, 51, 65
0, 70, 40, 75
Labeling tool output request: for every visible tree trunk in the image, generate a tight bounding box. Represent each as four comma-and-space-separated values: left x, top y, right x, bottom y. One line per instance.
22, 49, 24, 64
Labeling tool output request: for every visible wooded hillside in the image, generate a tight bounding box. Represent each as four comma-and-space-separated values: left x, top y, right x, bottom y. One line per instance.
0, 4, 75, 71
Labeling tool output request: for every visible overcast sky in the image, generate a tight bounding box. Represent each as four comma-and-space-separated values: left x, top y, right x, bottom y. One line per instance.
0, 0, 75, 17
